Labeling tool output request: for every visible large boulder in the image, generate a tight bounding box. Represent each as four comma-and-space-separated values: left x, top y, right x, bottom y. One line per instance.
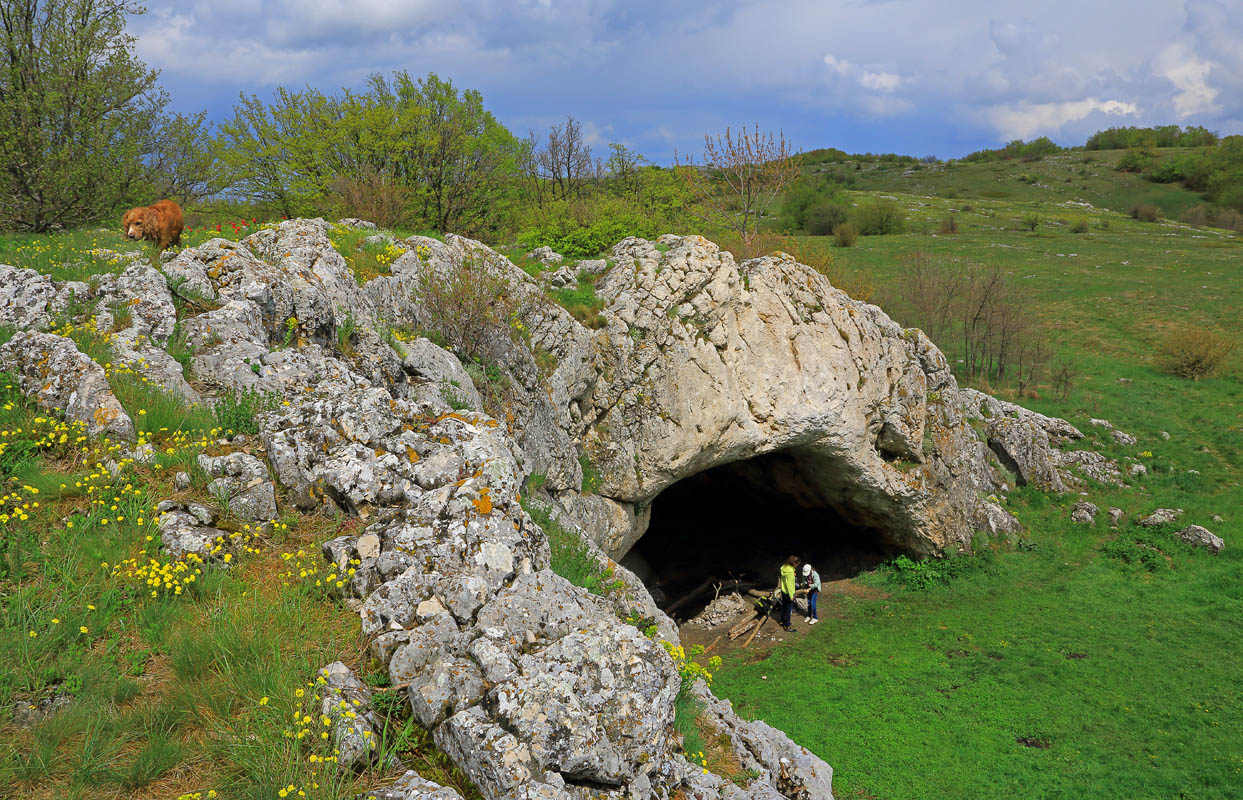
0, 331, 135, 441
540, 235, 1040, 557
1173, 524, 1224, 553
0, 264, 87, 332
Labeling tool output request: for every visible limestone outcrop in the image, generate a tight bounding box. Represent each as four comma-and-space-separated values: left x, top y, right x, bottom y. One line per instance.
0, 218, 1134, 800
539, 235, 1025, 558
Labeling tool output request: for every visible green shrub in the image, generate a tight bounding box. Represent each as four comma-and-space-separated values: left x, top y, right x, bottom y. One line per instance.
803, 199, 849, 235
853, 199, 904, 235
1021, 213, 1040, 231
1159, 325, 1237, 380
832, 222, 859, 248
1129, 203, 1162, 223
1116, 147, 1156, 173
885, 543, 994, 591
1070, 219, 1090, 234
517, 207, 657, 259
211, 388, 275, 435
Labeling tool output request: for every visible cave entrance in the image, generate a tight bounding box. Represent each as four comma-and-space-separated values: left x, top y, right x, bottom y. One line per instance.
621, 449, 893, 622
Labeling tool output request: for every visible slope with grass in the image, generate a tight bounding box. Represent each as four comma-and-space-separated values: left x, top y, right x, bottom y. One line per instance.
708, 175, 1243, 798
809, 149, 1211, 219
0, 220, 483, 800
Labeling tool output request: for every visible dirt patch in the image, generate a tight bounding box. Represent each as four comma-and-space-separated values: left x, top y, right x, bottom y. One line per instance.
1016, 736, 1051, 749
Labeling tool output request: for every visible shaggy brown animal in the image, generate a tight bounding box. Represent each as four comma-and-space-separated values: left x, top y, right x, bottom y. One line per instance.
121, 199, 185, 251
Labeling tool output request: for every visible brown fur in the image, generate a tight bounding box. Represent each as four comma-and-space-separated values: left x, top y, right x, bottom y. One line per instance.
121, 199, 184, 251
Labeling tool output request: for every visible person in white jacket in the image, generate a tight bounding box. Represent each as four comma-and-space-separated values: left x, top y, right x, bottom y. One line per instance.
800, 563, 821, 624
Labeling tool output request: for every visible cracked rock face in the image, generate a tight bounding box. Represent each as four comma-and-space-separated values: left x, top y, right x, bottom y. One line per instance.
552, 235, 1036, 558
198, 451, 278, 522
0, 264, 87, 332
0, 331, 135, 441
4, 222, 1131, 800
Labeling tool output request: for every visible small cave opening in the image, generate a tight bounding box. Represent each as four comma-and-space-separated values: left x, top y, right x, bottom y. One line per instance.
621, 449, 894, 623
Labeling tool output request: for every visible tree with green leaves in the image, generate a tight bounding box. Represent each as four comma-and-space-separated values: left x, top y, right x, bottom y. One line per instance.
0, 0, 209, 231
214, 72, 524, 235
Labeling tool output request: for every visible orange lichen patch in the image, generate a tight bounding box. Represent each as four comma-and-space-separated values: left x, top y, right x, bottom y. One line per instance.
405, 446, 420, 464
472, 488, 493, 515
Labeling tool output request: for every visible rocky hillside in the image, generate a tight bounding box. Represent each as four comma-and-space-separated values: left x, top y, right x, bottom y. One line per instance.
0, 218, 1129, 799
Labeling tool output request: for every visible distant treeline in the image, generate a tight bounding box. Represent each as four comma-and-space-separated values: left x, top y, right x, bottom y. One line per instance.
1120, 136, 1243, 211
961, 137, 1063, 163
800, 149, 924, 166
1085, 125, 1219, 150
959, 126, 1221, 165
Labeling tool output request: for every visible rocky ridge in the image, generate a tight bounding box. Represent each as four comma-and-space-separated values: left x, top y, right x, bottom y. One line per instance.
0, 218, 1156, 799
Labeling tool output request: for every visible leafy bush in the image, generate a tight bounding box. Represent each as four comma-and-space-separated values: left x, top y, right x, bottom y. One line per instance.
853, 199, 904, 235
937, 214, 959, 234
803, 199, 849, 235
1070, 219, 1090, 234
1116, 147, 1156, 173
415, 250, 520, 364
517, 198, 665, 258
212, 388, 275, 435
1159, 325, 1237, 380
1020, 213, 1040, 231
885, 547, 994, 591
1129, 204, 1162, 222
833, 222, 859, 248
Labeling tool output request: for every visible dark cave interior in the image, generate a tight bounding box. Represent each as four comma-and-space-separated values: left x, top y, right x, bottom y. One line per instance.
622, 449, 893, 621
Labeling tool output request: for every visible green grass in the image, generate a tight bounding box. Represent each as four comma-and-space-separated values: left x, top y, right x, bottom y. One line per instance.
0, 374, 478, 800
325, 224, 408, 285
519, 495, 623, 597
549, 273, 607, 329
708, 170, 1243, 799
809, 148, 1211, 219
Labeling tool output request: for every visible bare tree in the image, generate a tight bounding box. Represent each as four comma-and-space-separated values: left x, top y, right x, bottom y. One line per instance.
676, 125, 799, 246
531, 116, 594, 202
889, 251, 1050, 393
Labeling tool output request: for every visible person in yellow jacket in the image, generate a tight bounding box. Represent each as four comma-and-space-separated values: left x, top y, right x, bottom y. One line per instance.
777, 555, 801, 631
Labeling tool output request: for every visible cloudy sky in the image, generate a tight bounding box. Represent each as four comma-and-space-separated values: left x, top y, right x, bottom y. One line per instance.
131, 0, 1243, 161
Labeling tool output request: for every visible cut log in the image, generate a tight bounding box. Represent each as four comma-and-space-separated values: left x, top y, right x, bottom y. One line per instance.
742, 613, 768, 648
702, 634, 724, 655
728, 618, 758, 640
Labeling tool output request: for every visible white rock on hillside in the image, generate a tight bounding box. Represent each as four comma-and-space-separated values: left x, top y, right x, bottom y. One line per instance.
0, 331, 135, 441
1, 221, 1138, 800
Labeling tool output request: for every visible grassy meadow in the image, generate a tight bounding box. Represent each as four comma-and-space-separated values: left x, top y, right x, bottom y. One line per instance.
1, 155, 1241, 799
711, 177, 1243, 799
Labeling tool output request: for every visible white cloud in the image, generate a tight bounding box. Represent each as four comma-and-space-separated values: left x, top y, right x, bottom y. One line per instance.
859, 71, 900, 92
129, 0, 1243, 159
822, 53, 850, 75
1162, 54, 1219, 118
985, 98, 1140, 141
